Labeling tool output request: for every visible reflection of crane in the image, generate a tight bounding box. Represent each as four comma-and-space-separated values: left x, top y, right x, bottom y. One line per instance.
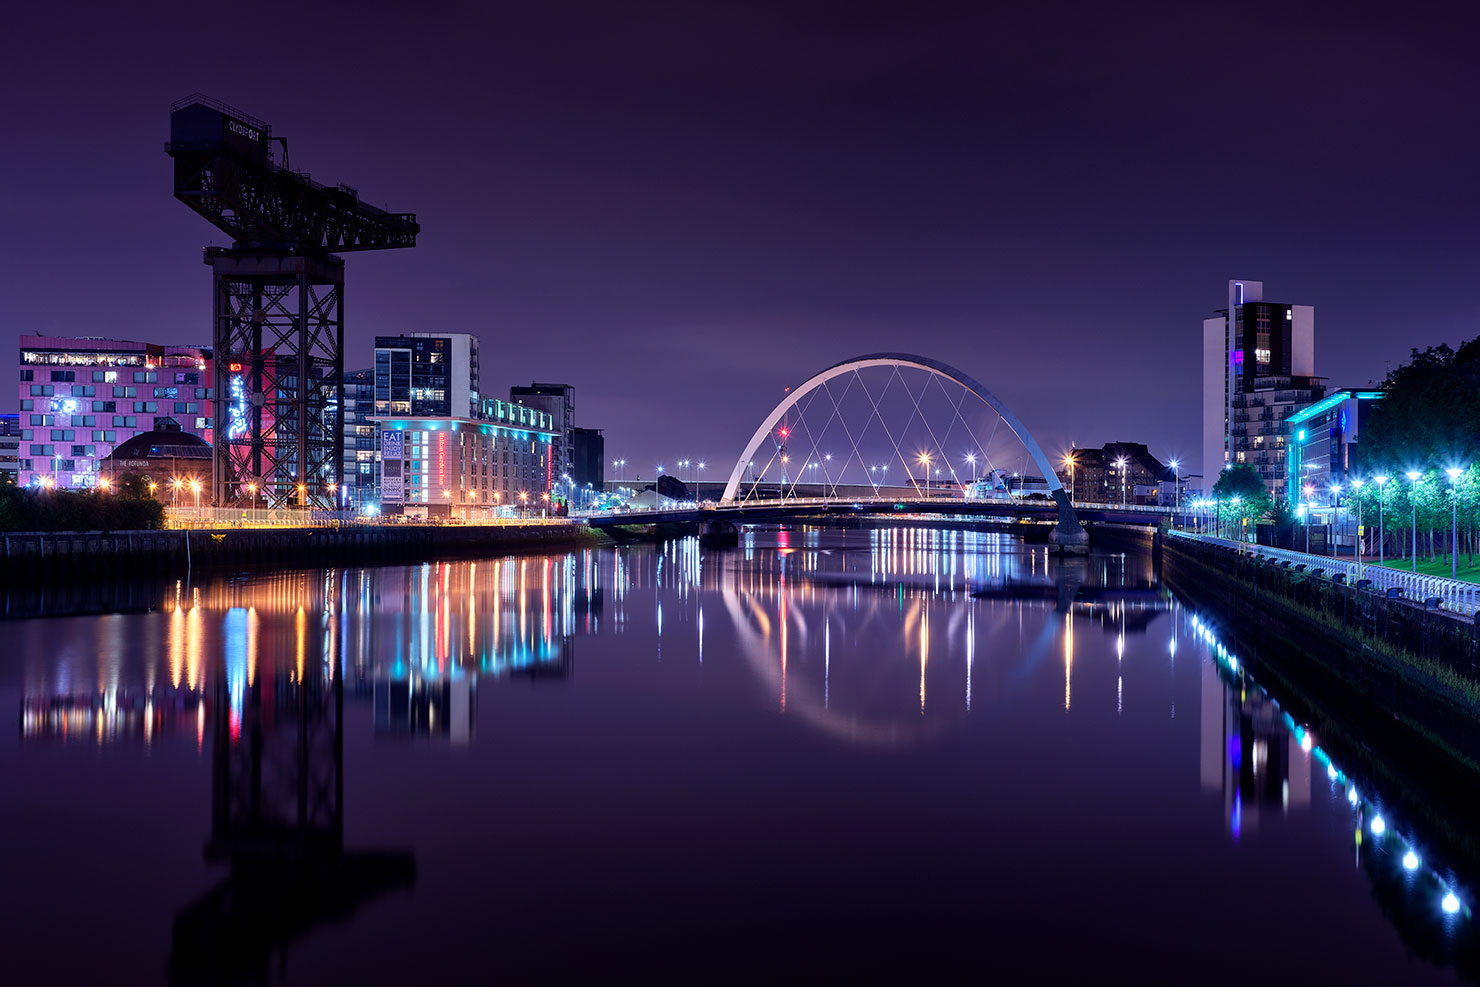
167, 95, 420, 508
170, 652, 414, 984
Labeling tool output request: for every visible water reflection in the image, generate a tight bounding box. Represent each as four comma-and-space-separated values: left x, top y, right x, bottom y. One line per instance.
8, 527, 1480, 983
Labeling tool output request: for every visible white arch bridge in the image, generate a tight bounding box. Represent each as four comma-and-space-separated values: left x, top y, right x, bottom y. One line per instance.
591, 353, 1190, 547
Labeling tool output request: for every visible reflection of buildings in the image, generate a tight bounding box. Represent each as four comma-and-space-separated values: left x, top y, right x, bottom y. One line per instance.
20, 689, 207, 745
373, 675, 477, 744
1199, 658, 1310, 837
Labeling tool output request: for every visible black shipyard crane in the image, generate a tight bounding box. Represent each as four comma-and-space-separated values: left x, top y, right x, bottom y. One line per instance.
167, 94, 420, 509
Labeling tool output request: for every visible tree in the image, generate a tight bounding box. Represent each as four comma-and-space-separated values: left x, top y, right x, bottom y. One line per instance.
1360, 339, 1480, 469
1211, 465, 1273, 538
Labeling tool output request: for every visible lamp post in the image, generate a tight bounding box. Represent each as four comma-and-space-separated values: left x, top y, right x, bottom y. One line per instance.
1374, 474, 1387, 568
1350, 478, 1364, 576
1169, 458, 1180, 513
1115, 456, 1129, 507
1329, 483, 1342, 559
1230, 495, 1241, 545
191, 477, 202, 511
1062, 452, 1075, 502
1303, 483, 1314, 555
1447, 467, 1464, 580
917, 452, 932, 496
1406, 470, 1422, 572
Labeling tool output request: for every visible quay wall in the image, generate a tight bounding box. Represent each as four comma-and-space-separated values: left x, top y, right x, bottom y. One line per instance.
0, 523, 611, 581
1161, 534, 1480, 776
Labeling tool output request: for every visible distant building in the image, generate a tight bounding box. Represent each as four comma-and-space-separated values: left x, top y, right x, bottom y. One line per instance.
374, 333, 481, 419
1202, 281, 1323, 499
509, 382, 574, 477
341, 367, 378, 509
377, 399, 555, 518
99, 416, 213, 501
0, 413, 18, 484
16, 335, 212, 490
1058, 442, 1177, 505
570, 426, 604, 496
1285, 389, 1385, 502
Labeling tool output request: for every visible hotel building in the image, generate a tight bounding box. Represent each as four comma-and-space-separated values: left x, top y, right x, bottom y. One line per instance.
16, 336, 212, 489
378, 398, 555, 517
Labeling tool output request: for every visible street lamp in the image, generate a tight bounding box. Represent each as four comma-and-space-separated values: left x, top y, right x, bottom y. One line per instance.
917, 452, 932, 494
190, 477, 202, 510
519, 490, 529, 518
1374, 475, 1388, 568
1169, 459, 1180, 513
1406, 470, 1422, 572
1115, 456, 1129, 507
1329, 483, 1342, 558
1350, 479, 1364, 574
1061, 452, 1075, 502
1447, 467, 1464, 580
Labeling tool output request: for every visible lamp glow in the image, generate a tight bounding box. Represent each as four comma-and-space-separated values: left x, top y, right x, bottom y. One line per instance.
1370, 815, 1385, 836
1403, 851, 1420, 870
1443, 892, 1461, 914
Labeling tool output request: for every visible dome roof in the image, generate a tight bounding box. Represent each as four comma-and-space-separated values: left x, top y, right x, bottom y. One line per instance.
106, 417, 211, 462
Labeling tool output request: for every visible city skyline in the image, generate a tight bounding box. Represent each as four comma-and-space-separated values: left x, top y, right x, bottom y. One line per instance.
3, 2, 1476, 475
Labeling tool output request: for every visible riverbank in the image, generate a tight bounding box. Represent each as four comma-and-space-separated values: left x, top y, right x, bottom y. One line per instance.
0, 522, 612, 583
1162, 532, 1480, 796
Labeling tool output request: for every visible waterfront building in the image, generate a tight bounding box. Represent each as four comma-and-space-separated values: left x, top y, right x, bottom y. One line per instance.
570, 425, 604, 495
1285, 388, 1385, 503
1057, 442, 1178, 505
1202, 281, 1323, 499
377, 400, 555, 517
509, 382, 575, 477
16, 335, 212, 489
98, 416, 213, 501
373, 333, 481, 419
341, 367, 378, 509
0, 413, 18, 484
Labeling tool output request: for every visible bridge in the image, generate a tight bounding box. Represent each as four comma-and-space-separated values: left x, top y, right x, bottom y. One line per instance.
591, 352, 1185, 544
585, 496, 1187, 531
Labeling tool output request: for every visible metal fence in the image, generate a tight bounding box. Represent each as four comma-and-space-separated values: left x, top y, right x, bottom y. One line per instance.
1166, 528, 1480, 617
164, 507, 582, 530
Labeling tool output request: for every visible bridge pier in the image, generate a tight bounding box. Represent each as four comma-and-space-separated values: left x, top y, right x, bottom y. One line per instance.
1048, 491, 1089, 555
699, 520, 740, 547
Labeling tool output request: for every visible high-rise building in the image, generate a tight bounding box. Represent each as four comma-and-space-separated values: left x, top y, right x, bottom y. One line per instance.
570, 425, 604, 496
509, 382, 574, 477
1202, 281, 1322, 499
0, 413, 19, 484
340, 367, 379, 509
16, 336, 213, 489
373, 333, 481, 419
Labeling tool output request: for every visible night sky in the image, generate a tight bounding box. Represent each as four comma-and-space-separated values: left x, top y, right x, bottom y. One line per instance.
3, 1, 1477, 479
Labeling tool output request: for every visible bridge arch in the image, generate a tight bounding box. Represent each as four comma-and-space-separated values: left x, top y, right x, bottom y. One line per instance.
719, 352, 1084, 543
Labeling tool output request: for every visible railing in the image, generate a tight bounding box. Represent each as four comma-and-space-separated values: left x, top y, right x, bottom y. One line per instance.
582, 495, 1185, 518
1166, 528, 1480, 617
164, 507, 582, 530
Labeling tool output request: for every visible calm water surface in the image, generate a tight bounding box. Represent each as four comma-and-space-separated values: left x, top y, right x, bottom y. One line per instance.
3, 527, 1475, 984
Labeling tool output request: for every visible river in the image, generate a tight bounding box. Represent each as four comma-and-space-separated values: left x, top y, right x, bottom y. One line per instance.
3, 526, 1475, 983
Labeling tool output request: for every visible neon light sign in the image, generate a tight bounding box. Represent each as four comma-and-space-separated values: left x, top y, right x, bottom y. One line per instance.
227, 373, 248, 440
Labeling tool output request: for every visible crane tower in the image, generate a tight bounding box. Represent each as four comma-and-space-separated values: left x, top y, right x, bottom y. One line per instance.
167, 95, 419, 509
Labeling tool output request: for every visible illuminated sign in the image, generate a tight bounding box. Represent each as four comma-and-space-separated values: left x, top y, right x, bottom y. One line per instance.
227, 373, 248, 440
229, 362, 243, 372
437, 431, 448, 487
227, 119, 260, 141
380, 429, 403, 460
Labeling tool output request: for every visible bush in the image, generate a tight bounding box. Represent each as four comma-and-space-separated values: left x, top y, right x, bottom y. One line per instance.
0, 482, 164, 532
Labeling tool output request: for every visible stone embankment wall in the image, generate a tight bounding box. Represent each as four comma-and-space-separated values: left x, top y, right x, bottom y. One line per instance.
1162, 534, 1480, 774
0, 523, 610, 580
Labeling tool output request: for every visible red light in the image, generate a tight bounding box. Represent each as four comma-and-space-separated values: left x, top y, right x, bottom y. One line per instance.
228, 362, 242, 372
778, 428, 789, 438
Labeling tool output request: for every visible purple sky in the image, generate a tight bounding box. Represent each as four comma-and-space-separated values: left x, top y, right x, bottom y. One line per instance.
3, 1, 1477, 479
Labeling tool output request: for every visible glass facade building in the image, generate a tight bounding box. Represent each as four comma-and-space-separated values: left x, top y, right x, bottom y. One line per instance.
374, 333, 480, 419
